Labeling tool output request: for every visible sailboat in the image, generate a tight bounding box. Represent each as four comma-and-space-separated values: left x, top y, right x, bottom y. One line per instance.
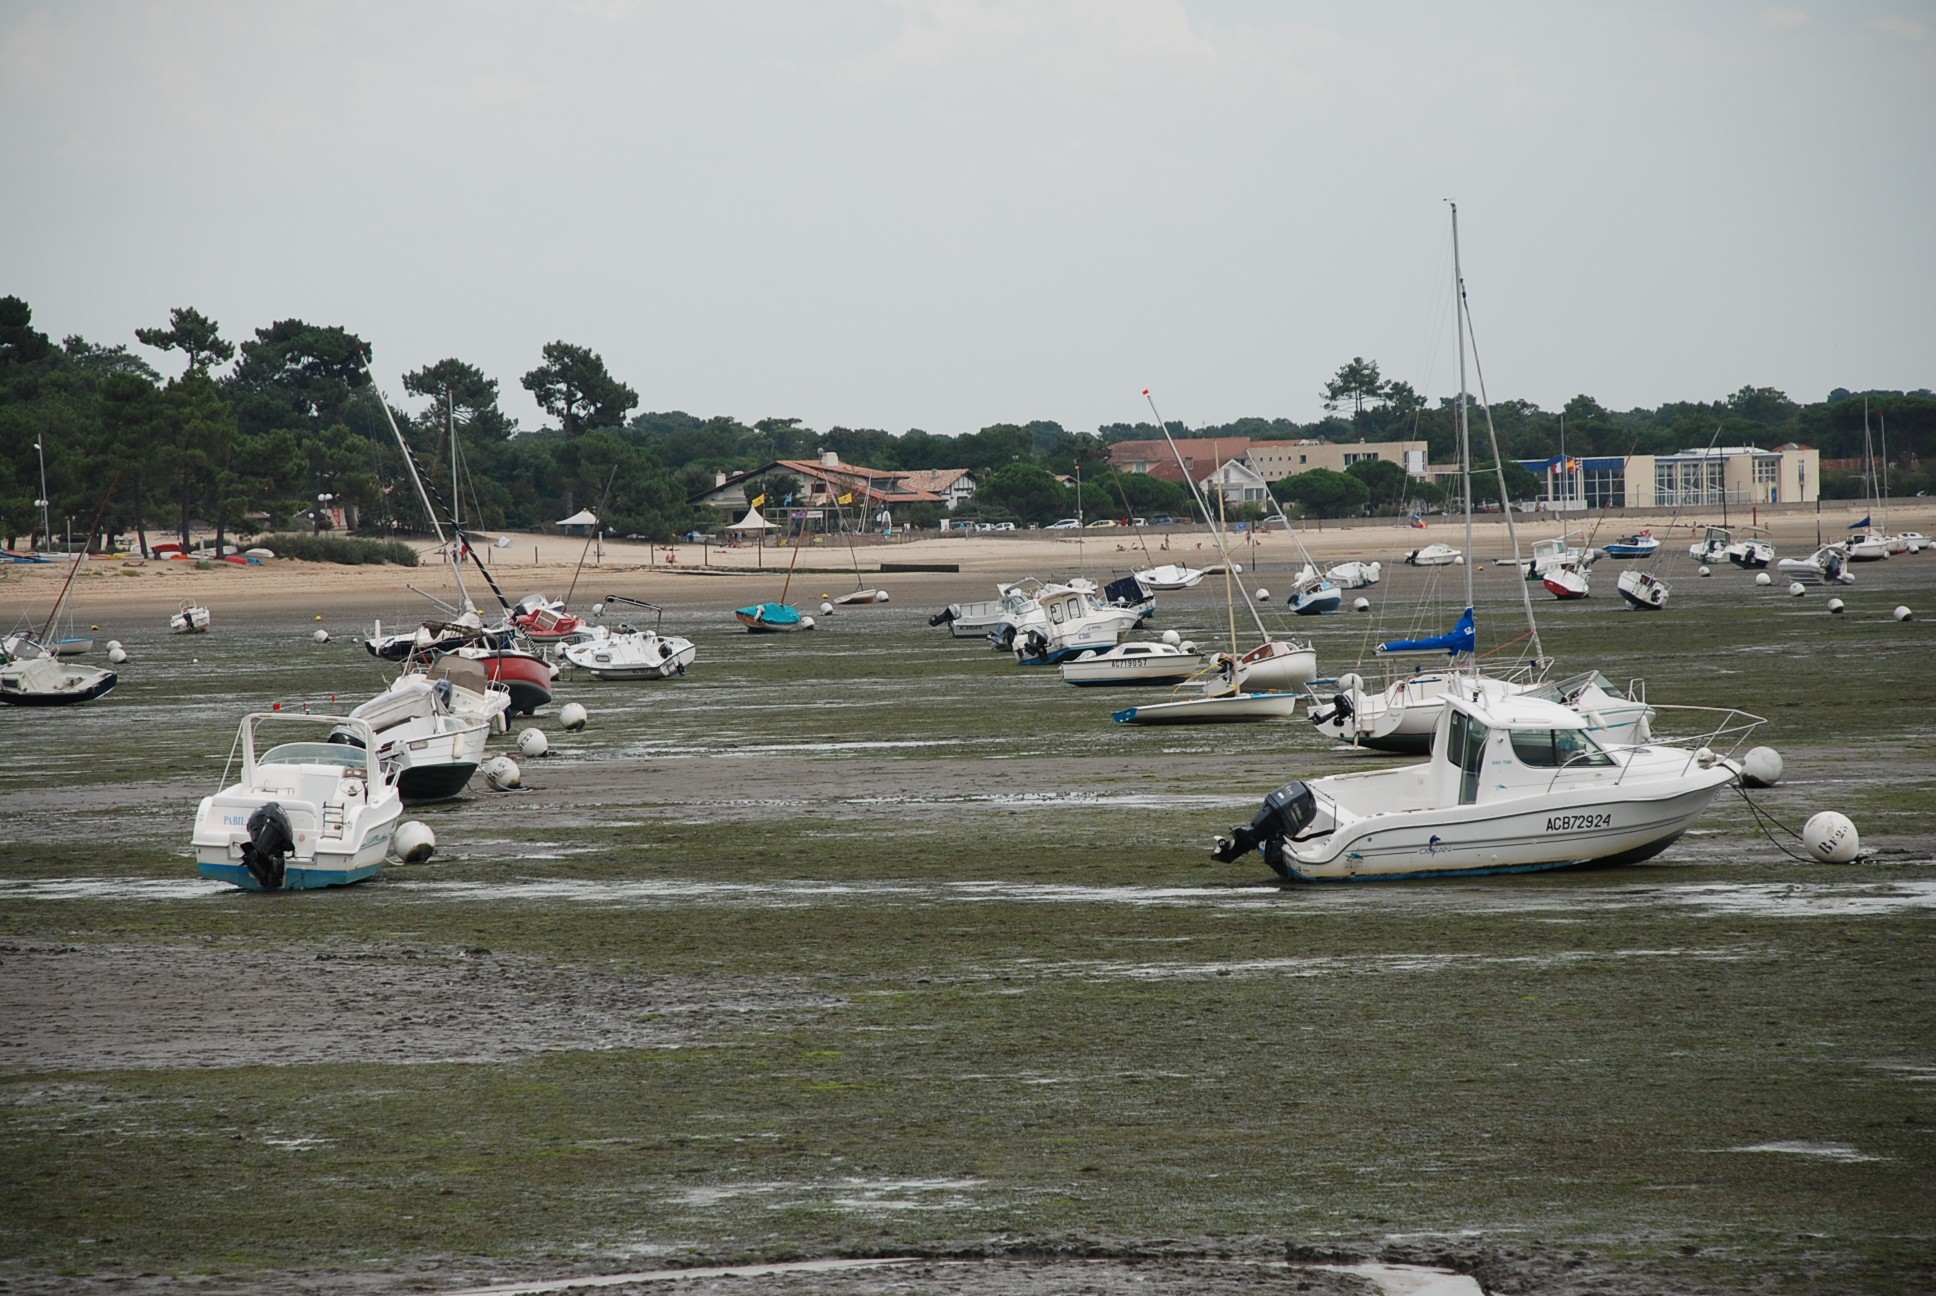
735, 508, 816, 632
1, 478, 119, 706
830, 483, 890, 604
1113, 394, 1313, 725
362, 364, 556, 714
1841, 403, 1893, 561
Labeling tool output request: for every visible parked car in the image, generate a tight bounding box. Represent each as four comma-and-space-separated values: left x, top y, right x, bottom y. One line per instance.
992, 521, 1016, 531
1086, 518, 1118, 529
1131, 517, 1148, 527
1151, 514, 1175, 526
1045, 518, 1081, 530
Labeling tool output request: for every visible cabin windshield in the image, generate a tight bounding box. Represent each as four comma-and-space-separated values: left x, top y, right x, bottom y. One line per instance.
259, 742, 366, 769
1508, 727, 1615, 769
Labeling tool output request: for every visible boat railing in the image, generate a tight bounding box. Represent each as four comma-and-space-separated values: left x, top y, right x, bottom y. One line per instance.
1590, 705, 1768, 786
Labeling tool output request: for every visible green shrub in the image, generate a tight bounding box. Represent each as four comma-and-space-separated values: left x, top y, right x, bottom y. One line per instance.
253, 534, 421, 567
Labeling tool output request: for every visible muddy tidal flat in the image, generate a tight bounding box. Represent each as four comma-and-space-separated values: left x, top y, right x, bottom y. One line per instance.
3, 531, 1934, 1295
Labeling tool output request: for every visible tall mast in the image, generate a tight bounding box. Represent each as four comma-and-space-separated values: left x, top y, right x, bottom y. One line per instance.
447, 385, 460, 536
362, 359, 476, 613
1145, 390, 1272, 642
1451, 202, 1475, 614
35, 436, 51, 551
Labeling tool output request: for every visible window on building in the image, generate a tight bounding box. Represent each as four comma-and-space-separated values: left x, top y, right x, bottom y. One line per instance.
1753, 456, 1778, 484
1298, 454, 1308, 465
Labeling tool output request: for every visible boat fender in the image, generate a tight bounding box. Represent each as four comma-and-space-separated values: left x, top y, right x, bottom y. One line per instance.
240, 802, 294, 890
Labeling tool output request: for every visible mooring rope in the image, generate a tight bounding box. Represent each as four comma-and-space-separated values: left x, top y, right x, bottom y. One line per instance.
1730, 783, 1822, 864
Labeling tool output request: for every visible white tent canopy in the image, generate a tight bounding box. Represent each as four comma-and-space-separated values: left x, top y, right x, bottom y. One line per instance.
556, 509, 599, 526
727, 506, 778, 531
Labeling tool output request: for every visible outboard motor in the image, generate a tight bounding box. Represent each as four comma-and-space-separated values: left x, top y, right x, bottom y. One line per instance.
326, 725, 367, 749
240, 801, 296, 890
1017, 628, 1050, 661
928, 607, 957, 627
1211, 782, 1319, 878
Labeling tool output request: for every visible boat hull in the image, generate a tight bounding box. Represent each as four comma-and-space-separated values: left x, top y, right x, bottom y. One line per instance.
396, 760, 479, 805
736, 603, 810, 633
1059, 650, 1204, 686
1259, 773, 1733, 882
1616, 570, 1668, 610
1113, 692, 1300, 724
473, 651, 554, 714
198, 858, 387, 891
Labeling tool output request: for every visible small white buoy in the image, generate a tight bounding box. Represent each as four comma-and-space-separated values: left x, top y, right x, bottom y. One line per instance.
517, 728, 550, 758
107, 646, 128, 665
1740, 746, 1783, 788
106, 639, 121, 651
1453, 555, 1466, 565
591, 603, 604, 617
1802, 811, 1859, 863
1229, 562, 1243, 575
820, 601, 834, 615
482, 755, 522, 790
1837, 571, 1856, 585
1828, 598, 1845, 614
1893, 605, 1914, 622
1255, 588, 1270, 602
1160, 629, 1181, 646
1179, 640, 1196, 653
1754, 572, 1771, 587
560, 702, 588, 732
1353, 597, 1371, 612
878, 592, 890, 603
1788, 581, 1806, 597
312, 628, 330, 643
800, 615, 817, 629
393, 821, 437, 863
1699, 565, 1712, 577
1338, 672, 1363, 693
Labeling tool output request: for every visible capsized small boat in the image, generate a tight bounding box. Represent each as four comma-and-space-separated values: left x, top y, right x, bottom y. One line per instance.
1212, 691, 1759, 882
1289, 573, 1343, 616
1616, 568, 1669, 610
1114, 688, 1299, 725
1542, 560, 1590, 600
831, 588, 890, 605
1775, 546, 1852, 586
510, 593, 589, 644
170, 599, 211, 634
1602, 531, 1659, 559
0, 635, 117, 706
1058, 639, 1204, 686
1229, 638, 1318, 692
192, 712, 404, 891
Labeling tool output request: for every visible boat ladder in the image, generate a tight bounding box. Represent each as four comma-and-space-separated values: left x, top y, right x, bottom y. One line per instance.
320, 802, 348, 839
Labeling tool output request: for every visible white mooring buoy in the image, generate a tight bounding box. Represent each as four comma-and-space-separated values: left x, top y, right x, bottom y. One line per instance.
1354, 597, 1371, 612
1699, 565, 1712, 577
1754, 572, 1772, 587
1787, 581, 1806, 597
1802, 811, 1860, 863
1893, 605, 1914, 622
560, 702, 588, 732
820, 601, 834, 615
312, 628, 330, 643
517, 728, 550, 758
1740, 746, 1783, 788
1160, 629, 1181, 646
393, 821, 437, 863
1338, 672, 1363, 694
481, 755, 522, 790
1255, 588, 1270, 603
1828, 598, 1846, 614
107, 646, 128, 664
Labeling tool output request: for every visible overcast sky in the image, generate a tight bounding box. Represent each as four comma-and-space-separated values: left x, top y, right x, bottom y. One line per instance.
4, 1, 1930, 437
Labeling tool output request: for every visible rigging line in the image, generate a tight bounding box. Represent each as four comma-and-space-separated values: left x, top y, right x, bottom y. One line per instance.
563, 465, 621, 609
1143, 390, 1272, 644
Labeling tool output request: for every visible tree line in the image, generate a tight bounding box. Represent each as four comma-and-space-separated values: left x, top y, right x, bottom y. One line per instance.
2, 296, 1928, 550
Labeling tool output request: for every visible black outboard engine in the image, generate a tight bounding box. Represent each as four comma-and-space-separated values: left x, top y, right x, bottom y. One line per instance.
326, 725, 366, 749
1017, 628, 1050, 661
928, 607, 957, 627
1312, 690, 1353, 728
241, 801, 296, 890
1211, 782, 1319, 879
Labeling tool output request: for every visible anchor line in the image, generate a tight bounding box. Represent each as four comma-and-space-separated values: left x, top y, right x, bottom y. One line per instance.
1729, 784, 1826, 864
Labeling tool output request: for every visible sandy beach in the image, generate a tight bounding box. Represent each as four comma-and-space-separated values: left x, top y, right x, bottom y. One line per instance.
14, 501, 1930, 627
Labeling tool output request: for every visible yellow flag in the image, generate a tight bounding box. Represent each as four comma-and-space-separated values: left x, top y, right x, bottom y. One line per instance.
750, 493, 766, 508
838, 492, 854, 505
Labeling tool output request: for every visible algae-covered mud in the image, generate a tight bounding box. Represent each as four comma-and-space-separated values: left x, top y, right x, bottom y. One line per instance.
2, 552, 1932, 1294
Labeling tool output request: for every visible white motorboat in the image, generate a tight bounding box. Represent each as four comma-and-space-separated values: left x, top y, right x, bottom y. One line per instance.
931, 581, 1041, 639
0, 634, 117, 707
1212, 691, 1757, 882
392, 655, 514, 732
1132, 562, 1205, 591
192, 712, 404, 891
1894, 531, 1928, 553
170, 599, 211, 634
1058, 640, 1205, 686
1601, 532, 1659, 559
1012, 583, 1137, 665
562, 597, 698, 679
1324, 560, 1381, 588
1776, 545, 1854, 586
1227, 637, 1318, 692
1688, 525, 1733, 565
334, 680, 489, 805
1616, 568, 1670, 610
1724, 536, 1775, 568
1520, 535, 1592, 580
1404, 542, 1460, 566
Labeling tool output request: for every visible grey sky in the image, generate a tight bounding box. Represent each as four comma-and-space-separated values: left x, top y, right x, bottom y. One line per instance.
4, 1, 1930, 436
